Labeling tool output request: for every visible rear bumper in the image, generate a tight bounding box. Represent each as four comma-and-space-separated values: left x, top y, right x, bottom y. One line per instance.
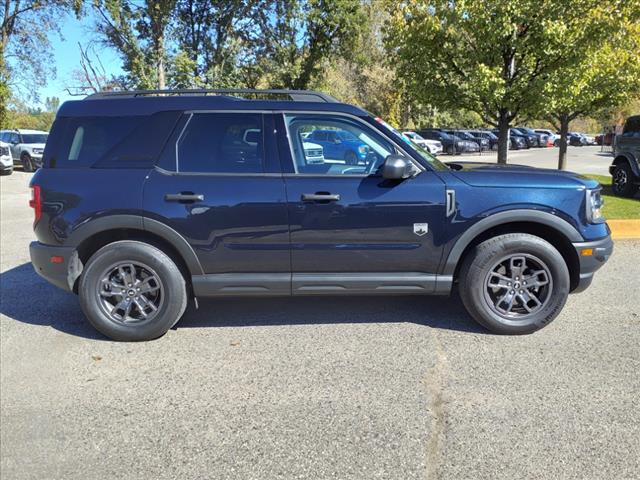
571, 235, 614, 293
30, 242, 81, 292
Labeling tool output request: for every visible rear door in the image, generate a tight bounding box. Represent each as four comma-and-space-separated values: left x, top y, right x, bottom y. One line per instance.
143, 112, 290, 292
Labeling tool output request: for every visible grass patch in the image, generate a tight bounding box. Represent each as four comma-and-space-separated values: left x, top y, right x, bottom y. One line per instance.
582, 174, 640, 219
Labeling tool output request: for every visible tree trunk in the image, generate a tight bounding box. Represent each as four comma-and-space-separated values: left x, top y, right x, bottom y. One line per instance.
157, 32, 166, 89
557, 114, 570, 170
497, 112, 510, 164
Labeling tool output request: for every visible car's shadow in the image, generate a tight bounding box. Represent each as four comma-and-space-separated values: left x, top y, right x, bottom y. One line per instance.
0, 263, 486, 340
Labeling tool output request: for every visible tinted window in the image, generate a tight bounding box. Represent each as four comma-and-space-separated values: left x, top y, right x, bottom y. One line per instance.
623, 116, 640, 136
21, 133, 48, 143
177, 113, 263, 173
56, 116, 143, 167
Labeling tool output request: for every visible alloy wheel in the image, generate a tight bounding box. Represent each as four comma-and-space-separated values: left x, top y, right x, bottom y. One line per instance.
483, 254, 553, 321
97, 261, 164, 325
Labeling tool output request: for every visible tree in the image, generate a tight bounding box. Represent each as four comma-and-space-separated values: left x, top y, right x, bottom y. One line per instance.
170, 0, 262, 88
255, 0, 365, 90
542, 2, 640, 169
44, 96, 60, 112
92, 0, 176, 89
386, 0, 610, 164
0, 0, 81, 127
64, 42, 124, 95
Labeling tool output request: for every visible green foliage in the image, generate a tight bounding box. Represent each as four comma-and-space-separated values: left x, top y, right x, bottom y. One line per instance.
1, 1, 82, 103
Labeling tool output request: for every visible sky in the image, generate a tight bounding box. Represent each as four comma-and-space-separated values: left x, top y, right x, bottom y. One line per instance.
35, 10, 123, 106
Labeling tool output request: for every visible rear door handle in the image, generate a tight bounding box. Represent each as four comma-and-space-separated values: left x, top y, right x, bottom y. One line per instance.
164, 192, 204, 203
301, 193, 341, 202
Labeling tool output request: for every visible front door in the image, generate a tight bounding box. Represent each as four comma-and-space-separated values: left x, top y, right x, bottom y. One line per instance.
279, 113, 447, 294
143, 112, 290, 294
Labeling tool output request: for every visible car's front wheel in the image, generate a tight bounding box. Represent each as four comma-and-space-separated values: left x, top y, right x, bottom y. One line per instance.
611, 163, 639, 198
459, 233, 570, 334
79, 240, 188, 341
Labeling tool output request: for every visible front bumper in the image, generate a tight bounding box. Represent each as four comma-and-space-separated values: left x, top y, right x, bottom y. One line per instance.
571, 235, 614, 293
30, 242, 82, 292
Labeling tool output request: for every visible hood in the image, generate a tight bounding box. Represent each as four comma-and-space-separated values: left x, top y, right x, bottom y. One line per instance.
446, 161, 600, 189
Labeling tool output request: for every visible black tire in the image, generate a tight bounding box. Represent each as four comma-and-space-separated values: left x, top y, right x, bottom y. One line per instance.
344, 150, 358, 165
21, 153, 34, 172
79, 240, 188, 341
459, 233, 570, 335
611, 163, 639, 198
0, 168, 12, 176
446, 145, 455, 155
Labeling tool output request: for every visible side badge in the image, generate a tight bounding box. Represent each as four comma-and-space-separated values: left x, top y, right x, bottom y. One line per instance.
413, 223, 429, 236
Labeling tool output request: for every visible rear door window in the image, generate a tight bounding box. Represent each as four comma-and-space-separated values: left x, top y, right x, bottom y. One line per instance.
176, 113, 264, 174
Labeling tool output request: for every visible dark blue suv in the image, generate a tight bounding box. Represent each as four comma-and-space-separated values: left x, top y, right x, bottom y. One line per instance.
29, 89, 613, 341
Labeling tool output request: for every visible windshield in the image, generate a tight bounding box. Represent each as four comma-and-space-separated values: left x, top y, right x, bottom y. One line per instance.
374, 119, 449, 171
22, 133, 48, 144
455, 131, 474, 140
404, 131, 424, 141
481, 131, 498, 140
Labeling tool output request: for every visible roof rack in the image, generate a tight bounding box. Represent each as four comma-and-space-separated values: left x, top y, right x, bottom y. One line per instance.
85, 88, 339, 103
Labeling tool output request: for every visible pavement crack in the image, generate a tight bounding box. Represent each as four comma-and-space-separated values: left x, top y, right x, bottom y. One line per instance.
423, 331, 449, 480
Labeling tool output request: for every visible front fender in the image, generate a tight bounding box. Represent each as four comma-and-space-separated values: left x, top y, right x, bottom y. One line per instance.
440, 209, 583, 276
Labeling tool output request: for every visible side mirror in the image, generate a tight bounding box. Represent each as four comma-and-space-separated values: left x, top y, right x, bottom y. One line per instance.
382, 155, 413, 180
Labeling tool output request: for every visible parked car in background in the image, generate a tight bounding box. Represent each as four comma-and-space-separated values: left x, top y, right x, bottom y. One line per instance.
0, 129, 48, 172
0, 141, 13, 175
446, 130, 490, 151
514, 127, 547, 147
595, 132, 615, 146
418, 129, 479, 154
610, 114, 640, 197
567, 133, 588, 146
534, 129, 558, 147
470, 130, 499, 150
306, 129, 372, 165
303, 141, 325, 164
402, 131, 443, 155
489, 129, 528, 150
582, 134, 596, 145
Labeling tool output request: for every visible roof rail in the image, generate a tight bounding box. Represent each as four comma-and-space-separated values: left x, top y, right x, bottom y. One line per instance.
85, 88, 339, 103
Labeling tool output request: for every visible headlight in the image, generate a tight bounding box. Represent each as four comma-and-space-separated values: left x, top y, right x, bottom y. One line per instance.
586, 188, 604, 223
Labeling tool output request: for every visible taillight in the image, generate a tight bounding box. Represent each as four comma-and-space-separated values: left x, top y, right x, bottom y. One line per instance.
29, 185, 42, 224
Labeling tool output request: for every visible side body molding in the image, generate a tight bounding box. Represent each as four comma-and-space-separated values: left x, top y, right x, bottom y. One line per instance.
441, 209, 584, 276
67, 214, 204, 275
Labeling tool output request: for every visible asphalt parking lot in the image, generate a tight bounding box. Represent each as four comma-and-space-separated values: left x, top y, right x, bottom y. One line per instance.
1, 167, 639, 479
454, 144, 612, 176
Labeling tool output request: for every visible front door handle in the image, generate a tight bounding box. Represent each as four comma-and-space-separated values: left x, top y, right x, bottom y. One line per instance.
164, 192, 204, 203
301, 193, 341, 203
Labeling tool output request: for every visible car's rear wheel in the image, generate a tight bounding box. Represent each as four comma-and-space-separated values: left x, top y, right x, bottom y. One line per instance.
459, 233, 570, 335
611, 163, 639, 197
79, 240, 188, 341
21, 153, 34, 172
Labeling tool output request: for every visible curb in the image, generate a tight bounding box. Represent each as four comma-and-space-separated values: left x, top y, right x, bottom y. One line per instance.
608, 219, 640, 240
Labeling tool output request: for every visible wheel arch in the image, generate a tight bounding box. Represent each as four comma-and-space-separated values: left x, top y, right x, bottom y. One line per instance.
443, 211, 583, 292
610, 153, 640, 177
70, 215, 203, 293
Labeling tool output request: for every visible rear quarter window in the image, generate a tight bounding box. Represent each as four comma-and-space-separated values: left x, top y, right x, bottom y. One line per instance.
49, 112, 180, 169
